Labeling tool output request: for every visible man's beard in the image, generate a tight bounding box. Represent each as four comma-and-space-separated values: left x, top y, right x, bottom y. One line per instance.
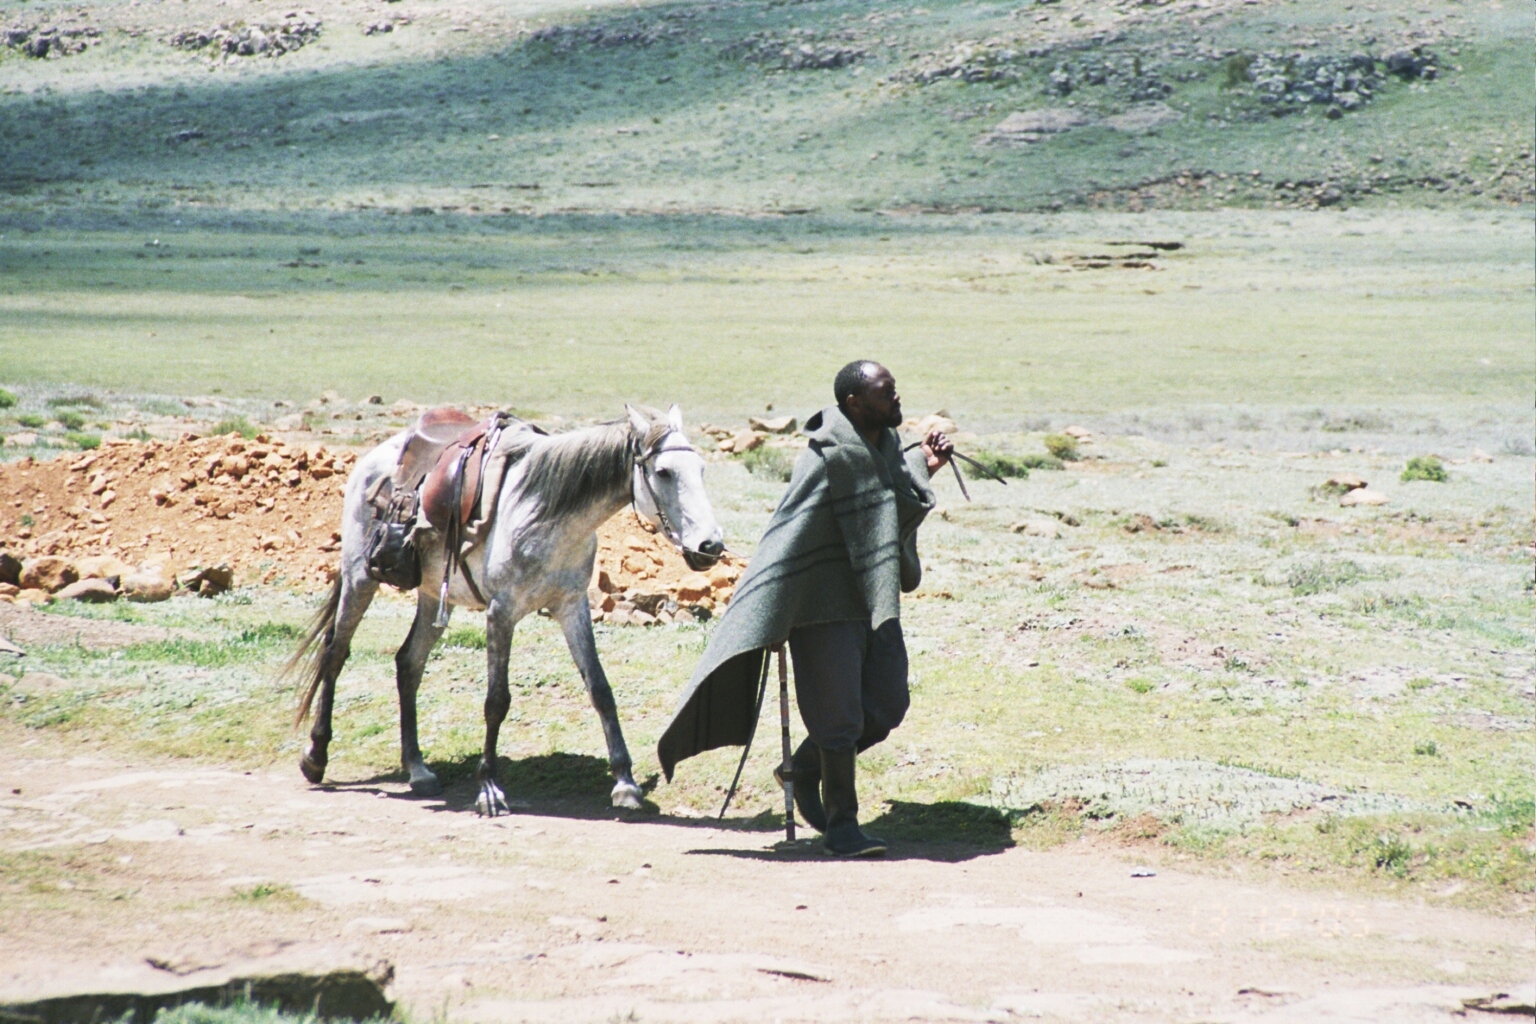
883, 404, 903, 428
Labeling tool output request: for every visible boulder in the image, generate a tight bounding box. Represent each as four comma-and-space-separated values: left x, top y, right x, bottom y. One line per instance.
0, 583, 18, 598
122, 571, 174, 603
676, 573, 712, 603
1339, 488, 1389, 507
73, 555, 132, 583
56, 578, 118, 603
1011, 518, 1062, 539
178, 563, 234, 597
731, 429, 765, 453
912, 413, 958, 437
20, 556, 78, 594
1323, 473, 1367, 493
14, 589, 51, 606
1062, 425, 1092, 439
0, 552, 20, 586
748, 415, 797, 434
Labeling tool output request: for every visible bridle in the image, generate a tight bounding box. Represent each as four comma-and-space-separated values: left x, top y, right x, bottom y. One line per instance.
631, 430, 710, 560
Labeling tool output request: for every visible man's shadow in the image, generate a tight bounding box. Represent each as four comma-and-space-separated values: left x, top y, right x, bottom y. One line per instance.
683, 800, 1020, 863
328, 755, 1017, 858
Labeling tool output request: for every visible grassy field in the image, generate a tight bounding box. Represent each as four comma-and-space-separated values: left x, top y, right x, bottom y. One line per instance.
0, 0, 1531, 927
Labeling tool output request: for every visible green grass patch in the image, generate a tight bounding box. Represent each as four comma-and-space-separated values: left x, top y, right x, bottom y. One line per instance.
122, 623, 303, 668
231, 882, 308, 906
441, 625, 488, 650
1286, 559, 1365, 596
964, 451, 1031, 481
212, 415, 260, 440
1401, 455, 1449, 483
15, 413, 47, 429
0, 388, 15, 409
737, 444, 795, 482
63, 431, 101, 450
1042, 433, 1081, 462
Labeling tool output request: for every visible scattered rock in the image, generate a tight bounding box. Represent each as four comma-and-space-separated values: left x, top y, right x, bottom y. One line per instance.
1469, 449, 1493, 463
1339, 488, 1389, 507
178, 564, 235, 597
1011, 519, 1062, 539
13, 589, 51, 606
19, 556, 78, 594
122, 571, 175, 603
984, 108, 1087, 145
911, 413, 959, 437
1321, 473, 1368, 494
2, 23, 101, 59
1100, 102, 1183, 132
5, 432, 39, 447
1062, 426, 1092, 440
168, 13, 322, 58
55, 578, 118, 603
748, 415, 797, 435
73, 554, 131, 583
730, 430, 765, 454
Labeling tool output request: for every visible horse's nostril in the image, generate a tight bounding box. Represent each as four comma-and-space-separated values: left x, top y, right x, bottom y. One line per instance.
699, 538, 724, 557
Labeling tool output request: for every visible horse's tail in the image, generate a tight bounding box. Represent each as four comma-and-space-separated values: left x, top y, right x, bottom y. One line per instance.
282, 574, 343, 729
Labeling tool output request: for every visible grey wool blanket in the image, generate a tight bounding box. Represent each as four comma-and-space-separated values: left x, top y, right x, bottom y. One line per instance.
657, 405, 934, 780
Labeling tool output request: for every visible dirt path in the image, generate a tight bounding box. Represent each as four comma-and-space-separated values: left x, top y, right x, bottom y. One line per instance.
0, 736, 1528, 1024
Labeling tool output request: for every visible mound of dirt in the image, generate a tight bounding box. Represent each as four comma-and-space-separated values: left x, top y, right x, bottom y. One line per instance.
1, 435, 355, 596
589, 510, 740, 626
0, 437, 741, 623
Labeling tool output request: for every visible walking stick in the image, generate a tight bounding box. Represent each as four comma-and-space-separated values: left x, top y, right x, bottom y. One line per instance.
902, 441, 1008, 502
776, 644, 795, 843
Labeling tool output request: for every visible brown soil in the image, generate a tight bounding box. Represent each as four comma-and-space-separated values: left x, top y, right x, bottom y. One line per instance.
0, 736, 1527, 1024
0, 437, 740, 618
1, 435, 356, 592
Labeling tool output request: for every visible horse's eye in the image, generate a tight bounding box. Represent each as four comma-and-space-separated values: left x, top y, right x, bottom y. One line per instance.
656, 467, 673, 480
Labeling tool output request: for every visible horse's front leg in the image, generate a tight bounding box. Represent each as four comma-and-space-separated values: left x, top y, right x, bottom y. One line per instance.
475, 596, 517, 817
555, 596, 643, 810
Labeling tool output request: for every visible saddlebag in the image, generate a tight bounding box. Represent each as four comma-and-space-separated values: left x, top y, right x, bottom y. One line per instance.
363, 477, 422, 591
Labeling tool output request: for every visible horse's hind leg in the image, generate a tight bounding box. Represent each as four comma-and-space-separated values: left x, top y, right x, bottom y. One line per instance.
474, 595, 517, 817
555, 598, 643, 810
396, 591, 448, 796
300, 572, 378, 784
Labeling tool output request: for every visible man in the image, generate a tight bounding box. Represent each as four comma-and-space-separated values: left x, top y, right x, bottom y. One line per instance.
657, 361, 952, 856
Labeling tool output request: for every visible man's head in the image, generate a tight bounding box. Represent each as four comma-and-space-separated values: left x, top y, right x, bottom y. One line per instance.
834, 360, 902, 435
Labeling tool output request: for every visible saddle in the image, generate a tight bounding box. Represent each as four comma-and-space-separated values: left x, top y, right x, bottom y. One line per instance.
364, 407, 540, 620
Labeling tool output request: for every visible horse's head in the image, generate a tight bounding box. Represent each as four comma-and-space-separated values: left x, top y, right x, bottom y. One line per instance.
627, 404, 725, 572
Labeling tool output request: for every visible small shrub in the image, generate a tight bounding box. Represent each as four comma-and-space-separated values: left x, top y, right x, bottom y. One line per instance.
1371, 832, 1413, 876
64, 432, 101, 450
16, 413, 46, 429
1042, 433, 1079, 461
1499, 437, 1534, 457
1287, 558, 1363, 595
123, 426, 154, 442
442, 625, 488, 649
739, 443, 795, 482
1401, 456, 1447, 483
1412, 739, 1438, 756
56, 411, 86, 430
1222, 53, 1253, 88
965, 451, 1029, 480
0, 389, 15, 409
213, 415, 259, 439
1125, 678, 1155, 694
1150, 459, 1168, 468
47, 394, 105, 409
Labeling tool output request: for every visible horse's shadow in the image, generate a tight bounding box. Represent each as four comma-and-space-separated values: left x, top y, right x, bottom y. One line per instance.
328, 756, 1015, 859
335, 752, 778, 832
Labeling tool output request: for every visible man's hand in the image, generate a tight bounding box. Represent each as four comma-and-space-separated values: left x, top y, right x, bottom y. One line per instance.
921, 430, 954, 475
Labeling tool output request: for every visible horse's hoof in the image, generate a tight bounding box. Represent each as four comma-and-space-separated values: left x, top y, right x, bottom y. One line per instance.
299, 749, 327, 785
476, 781, 511, 818
611, 781, 644, 810
408, 773, 442, 798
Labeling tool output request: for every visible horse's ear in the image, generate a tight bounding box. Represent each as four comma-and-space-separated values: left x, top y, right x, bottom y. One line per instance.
667, 404, 684, 433
625, 404, 651, 436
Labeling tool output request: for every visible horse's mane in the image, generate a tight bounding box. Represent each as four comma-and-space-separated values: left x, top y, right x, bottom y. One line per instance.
512, 411, 669, 521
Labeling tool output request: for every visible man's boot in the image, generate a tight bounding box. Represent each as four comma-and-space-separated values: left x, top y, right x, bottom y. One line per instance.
774, 738, 827, 833
819, 746, 886, 857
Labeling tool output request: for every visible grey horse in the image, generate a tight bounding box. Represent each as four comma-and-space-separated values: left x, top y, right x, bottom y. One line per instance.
286, 404, 724, 812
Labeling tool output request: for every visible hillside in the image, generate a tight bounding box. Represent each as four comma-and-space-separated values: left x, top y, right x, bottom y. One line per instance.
1, 0, 1531, 225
